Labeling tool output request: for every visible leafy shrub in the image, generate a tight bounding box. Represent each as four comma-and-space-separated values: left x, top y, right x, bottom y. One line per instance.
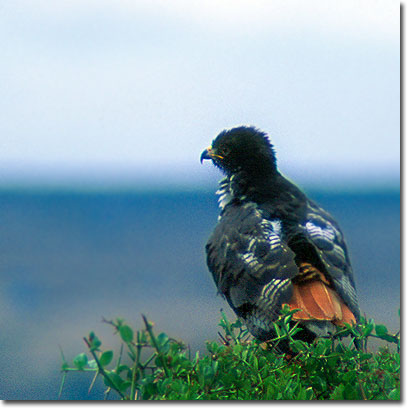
59, 307, 400, 400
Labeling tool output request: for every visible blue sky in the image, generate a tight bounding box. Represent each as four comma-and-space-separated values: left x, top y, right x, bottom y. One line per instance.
0, 0, 400, 190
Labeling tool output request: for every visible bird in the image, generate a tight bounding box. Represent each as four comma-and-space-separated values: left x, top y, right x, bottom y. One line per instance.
201, 125, 359, 344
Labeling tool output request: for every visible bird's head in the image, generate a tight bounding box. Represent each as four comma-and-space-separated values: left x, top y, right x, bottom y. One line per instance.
201, 126, 277, 177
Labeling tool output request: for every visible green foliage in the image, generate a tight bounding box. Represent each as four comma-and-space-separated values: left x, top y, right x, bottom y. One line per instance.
59, 309, 400, 400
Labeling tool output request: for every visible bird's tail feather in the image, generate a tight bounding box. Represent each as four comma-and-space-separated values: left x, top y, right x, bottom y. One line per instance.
286, 263, 356, 326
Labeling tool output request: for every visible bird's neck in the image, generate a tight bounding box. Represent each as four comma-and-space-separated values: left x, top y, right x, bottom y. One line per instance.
234, 169, 280, 197
217, 169, 306, 213
217, 170, 278, 206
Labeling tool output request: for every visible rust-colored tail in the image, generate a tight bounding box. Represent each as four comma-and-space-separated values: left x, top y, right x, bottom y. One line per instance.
285, 263, 356, 326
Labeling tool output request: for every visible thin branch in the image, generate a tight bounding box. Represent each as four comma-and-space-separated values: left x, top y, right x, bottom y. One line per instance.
58, 371, 67, 399
142, 314, 171, 378
87, 370, 99, 395
83, 336, 126, 400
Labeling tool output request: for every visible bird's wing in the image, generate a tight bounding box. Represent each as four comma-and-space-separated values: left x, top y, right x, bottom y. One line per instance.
206, 202, 299, 340
289, 200, 360, 321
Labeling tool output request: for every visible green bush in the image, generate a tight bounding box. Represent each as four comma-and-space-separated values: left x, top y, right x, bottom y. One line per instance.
59, 307, 400, 400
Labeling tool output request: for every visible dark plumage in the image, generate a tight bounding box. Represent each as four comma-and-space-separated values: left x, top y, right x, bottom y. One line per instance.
201, 126, 359, 343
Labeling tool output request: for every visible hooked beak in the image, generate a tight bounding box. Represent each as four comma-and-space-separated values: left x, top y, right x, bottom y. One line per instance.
200, 146, 213, 163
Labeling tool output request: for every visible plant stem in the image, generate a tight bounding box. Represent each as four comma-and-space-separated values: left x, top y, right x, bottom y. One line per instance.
142, 314, 171, 378
83, 337, 126, 400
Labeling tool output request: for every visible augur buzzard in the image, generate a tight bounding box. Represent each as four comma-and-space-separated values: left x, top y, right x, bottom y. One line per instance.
201, 126, 359, 342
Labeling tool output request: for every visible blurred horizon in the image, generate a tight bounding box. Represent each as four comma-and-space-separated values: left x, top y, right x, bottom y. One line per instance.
0, 162, 400, 194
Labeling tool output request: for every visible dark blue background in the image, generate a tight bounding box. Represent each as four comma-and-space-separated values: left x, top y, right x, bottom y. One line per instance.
0, 189, 400, 400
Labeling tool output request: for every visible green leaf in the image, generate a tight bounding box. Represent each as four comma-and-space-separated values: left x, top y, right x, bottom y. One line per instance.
273, 323, 283, 338
99, 350, 114, 367
311, 375, 327, 392
157, 332, 169, 345
290, 340, 307, 353
252, 354, 258, 370
212, 359, 219, 375
206, 341, 218, 353
379, 334, 397, 343
73, 353, 88, 370
120, 380, 132, 393
358, 353, 372, 361
119, 325, 134, 343
61, 362, 69, 371
362, 321, 374, 337
330, 384, 345, 400
233, 344, 242, 355
375, 324, 388, 336
117, 364, 131, 374
103, 371, 124, 390
200, 365, 215, 386
342, 383, 360, 400
313, 339, 331, 356
388, 388, 400, 400
88, 332, 102, 351
157, 333, 170, 353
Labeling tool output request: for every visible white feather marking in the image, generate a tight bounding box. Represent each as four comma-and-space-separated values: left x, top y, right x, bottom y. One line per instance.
270, 220, 282, 235
305, 221, 335, 241
265, 219, 282, 248
261, 278, 290, 301
216, 178, 234, 210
